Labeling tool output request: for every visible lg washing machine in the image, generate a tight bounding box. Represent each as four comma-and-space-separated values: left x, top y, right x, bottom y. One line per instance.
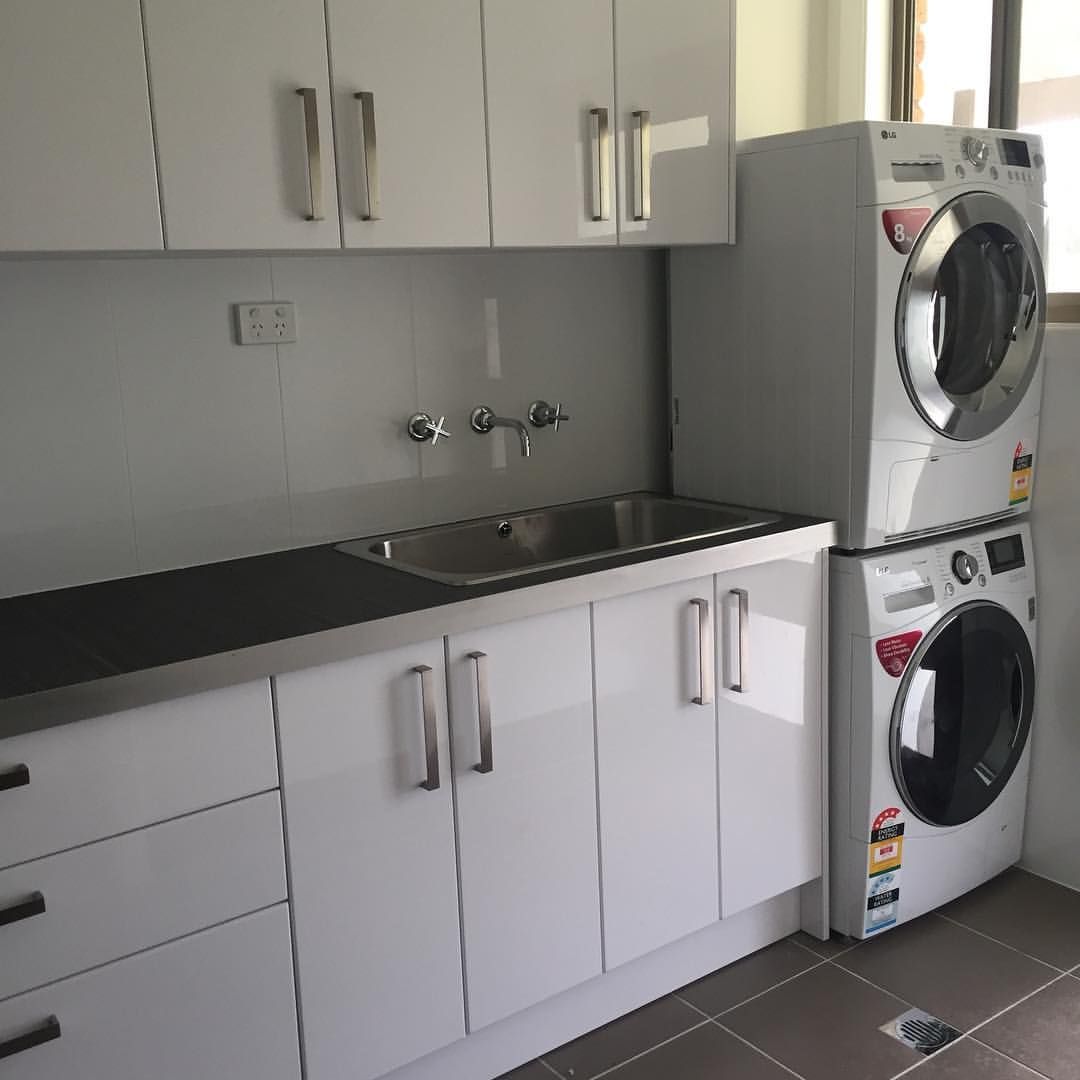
830, 521, 1036, 938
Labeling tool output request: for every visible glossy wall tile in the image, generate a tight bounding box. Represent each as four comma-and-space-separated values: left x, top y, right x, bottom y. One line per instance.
0, 251, 666, 597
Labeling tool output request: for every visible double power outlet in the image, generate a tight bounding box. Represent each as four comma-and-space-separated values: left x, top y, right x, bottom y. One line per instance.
234, 302, 298, 345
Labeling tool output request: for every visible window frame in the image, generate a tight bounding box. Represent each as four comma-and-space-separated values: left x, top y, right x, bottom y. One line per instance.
890, 0, 1079, 321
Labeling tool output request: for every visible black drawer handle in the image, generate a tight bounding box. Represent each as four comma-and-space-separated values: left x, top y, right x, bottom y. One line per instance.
0, 891, 46, 928
0, 1015, 61, 1060
0, 764, 29, 792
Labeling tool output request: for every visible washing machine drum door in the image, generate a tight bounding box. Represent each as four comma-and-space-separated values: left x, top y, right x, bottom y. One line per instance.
897, 192, 1045, 441
891, 600, 1035, 826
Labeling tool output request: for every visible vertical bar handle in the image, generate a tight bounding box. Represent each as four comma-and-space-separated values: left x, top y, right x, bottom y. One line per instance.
0, 891, 46, 928
468, 651, 493, 774
729, 588, 749, 693
354, 91, 380, 221
632, 109, 652, 221
690, 598, 714, 706
589, 107, 612, 222
0, 1016, 61, 1061
0, 764, 29, 792
296, 88, 324, 222
413, 665, 439, 792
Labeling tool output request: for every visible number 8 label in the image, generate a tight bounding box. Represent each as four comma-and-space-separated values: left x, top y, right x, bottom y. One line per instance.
883, 208, 932, 254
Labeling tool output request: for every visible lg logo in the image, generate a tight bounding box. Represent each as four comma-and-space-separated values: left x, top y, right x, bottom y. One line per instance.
880, 129, 898, 140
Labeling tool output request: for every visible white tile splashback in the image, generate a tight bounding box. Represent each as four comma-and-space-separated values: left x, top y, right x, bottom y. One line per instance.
0, 251, 666, 598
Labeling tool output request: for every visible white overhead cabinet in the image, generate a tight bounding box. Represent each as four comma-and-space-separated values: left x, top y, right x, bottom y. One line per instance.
716, 554, 824, 916
614, 0, 734, 245
483, 0, 618, 247
327, 0, 490, 248
0, 0, 162, 251
447, 607, 601, 1028
593, 578, 721, 969
276, 640, 465, 1080
142, 0, 340, 250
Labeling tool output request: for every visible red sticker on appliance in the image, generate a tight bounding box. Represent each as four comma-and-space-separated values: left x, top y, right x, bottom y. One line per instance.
882, 208, 932, 253
875, 631, 922, 677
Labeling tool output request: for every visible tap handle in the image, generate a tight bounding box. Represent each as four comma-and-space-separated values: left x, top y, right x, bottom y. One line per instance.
529, 399, 570, 431
551, 402, 569, 432
408, 412, 451, 446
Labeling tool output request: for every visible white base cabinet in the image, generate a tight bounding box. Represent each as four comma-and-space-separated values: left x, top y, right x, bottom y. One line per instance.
276, 639, 465, 1080
0, 905, 300, 1080
717, 553, 825, 916
593, 577, 720, 968
448, 607, 601, 1029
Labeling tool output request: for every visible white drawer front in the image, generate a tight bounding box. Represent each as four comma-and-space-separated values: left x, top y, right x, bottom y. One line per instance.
0, 791, 286, 1000
0, 681, 278, 868
0, 904, 300, 1080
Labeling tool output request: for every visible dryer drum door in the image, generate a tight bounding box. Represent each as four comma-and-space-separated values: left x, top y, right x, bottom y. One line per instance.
896, 192, 1045, 441
891, 599, 1034, 827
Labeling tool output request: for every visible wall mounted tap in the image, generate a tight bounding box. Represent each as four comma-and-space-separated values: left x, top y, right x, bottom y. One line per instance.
528, 400, 570, 432
470, 406, 531, 458
407, 412, 451, 446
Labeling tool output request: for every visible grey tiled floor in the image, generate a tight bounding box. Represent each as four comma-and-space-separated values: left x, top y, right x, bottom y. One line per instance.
500, 867, 1080, 1080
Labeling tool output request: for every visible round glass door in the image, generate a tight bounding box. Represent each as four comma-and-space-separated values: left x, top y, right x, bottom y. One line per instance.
896, 192, 1045, 441
891, 600, 1034, 827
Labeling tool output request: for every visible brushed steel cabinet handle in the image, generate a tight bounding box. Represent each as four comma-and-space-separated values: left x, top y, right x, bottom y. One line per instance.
589, 107, 612, 222
690, 598, 714, 706
354, 91, 380, 221
0, 891, 46, 928
413, 665, 440, 792
468, 651, 493, 774
0, 1016, 61, 1061
632, 109, 652, 221
0, 764, 29, 792
729, 588, 749, 693
296, 87, 324, 222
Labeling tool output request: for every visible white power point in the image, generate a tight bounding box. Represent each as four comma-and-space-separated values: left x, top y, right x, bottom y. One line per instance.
234, 302, 298, 345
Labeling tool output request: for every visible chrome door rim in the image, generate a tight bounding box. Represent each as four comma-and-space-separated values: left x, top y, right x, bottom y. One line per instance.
896, 192, 1046, 441
889, 599, 1034, 827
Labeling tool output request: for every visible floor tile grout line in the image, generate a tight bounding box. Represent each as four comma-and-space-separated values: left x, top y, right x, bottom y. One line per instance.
673, 954, 831, 1022
571, 1017, 715, 1080
886, 1033, 1054, 1080
533, 1057, 564, 1079
933, 911, 1069, 973
884, 970, 1074, 1080
712, 1018, 808, 1080
966, 1035, 1056, 1080
825, 957, 921, 1012
788, 935, 862, 962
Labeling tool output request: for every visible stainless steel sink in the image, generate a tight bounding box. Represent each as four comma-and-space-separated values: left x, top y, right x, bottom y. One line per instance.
336, 493, 779, 585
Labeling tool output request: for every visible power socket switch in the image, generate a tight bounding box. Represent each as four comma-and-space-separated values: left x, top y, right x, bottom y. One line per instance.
234, 302, 298, 345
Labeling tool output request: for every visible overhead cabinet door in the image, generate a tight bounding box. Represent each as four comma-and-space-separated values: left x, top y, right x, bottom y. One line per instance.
614, 0, 734, 245
327, 0, 490, 248
143, 0, 340, 250
483, 0, 617, 247
0, 0, 162, 251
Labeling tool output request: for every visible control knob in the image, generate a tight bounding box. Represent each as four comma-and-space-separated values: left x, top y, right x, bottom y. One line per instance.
961, 136, 990, 169
952, 550, 978, 584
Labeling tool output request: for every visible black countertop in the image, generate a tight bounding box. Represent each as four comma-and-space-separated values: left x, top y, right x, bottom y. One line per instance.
0, 510, 831, 724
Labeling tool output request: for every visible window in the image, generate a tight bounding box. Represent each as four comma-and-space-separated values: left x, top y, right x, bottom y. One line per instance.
892, 0, 1080, 312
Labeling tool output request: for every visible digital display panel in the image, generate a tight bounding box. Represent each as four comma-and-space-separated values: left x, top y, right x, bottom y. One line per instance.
999, 138, 1031, 168
986, 534, 1026, 574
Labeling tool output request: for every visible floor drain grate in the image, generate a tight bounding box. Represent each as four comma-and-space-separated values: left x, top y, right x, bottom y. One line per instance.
880, 1008, 962, 1056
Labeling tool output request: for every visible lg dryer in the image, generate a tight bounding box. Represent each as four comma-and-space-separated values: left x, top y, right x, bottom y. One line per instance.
671, 121, 1047, 550
830, 521, 1036, 938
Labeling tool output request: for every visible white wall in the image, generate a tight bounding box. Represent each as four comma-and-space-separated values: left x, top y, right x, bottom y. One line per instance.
1022, 325, 1080, 888
0, 252, 666, 598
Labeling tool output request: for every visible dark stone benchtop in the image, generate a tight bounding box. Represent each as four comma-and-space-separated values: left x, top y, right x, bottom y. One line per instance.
0, 508, 835, 738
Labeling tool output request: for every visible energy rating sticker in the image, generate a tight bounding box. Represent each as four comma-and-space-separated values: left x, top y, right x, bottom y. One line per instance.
1010, 441, 1033, 505
870, 806, 905, 844
865, 808, 904, 933
869, 836, 904, 876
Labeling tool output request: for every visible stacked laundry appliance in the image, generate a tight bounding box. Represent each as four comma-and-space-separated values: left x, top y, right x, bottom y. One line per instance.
670, 121, 1047, 937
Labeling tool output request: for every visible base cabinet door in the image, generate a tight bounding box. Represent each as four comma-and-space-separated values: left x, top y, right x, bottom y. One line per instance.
276, 641, 465, 1080
0, 905, 300, 1080
448, 607, 602, 1029
614, 0, 733, 245
593, 578, 720, 968
716, 553, 824, 916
